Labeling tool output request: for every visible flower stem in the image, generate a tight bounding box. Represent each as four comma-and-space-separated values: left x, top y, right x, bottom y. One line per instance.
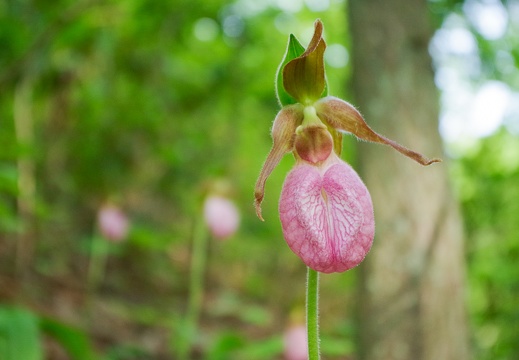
175, 217, 208, 360
306, 266, 320, 360
88, 234, 109, 292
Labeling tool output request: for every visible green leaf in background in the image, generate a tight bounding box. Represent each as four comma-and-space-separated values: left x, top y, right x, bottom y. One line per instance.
232, 335, 283, 360
320, 334, 355, 357
0, 306, 43, 360
0, 164, 18, 194
275, 34, 305, 107
40, 317, 96, 360
207, 331, 246, 360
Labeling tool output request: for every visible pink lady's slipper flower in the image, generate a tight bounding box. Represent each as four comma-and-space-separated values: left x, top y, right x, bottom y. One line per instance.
283, 325, 308, 360
203, 195, 240, 240
97, 204, 129, 242
255, 20, 439, 273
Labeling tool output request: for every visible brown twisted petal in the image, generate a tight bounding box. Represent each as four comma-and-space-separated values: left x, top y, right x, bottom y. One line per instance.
255, 104, 304, 220
315, 96, 441, 166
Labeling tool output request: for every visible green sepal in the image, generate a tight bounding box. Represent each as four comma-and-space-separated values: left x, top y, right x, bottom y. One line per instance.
321, 76, 329, 98
275, 34, 305, 107
283, 19, 327, 105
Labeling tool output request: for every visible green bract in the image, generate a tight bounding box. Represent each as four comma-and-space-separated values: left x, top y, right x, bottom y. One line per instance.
276, 35, 305, 107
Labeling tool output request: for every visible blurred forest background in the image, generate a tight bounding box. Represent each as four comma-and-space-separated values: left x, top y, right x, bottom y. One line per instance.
1, 0, 518, 359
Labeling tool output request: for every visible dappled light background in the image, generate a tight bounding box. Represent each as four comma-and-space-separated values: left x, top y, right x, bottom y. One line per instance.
0, 0, 518, 359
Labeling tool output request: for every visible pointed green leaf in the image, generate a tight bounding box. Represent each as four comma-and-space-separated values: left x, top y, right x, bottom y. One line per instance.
275, 34, 305, 107
40, 317, 96, 360
0, 307, 43, 360
283, 19, 327, 104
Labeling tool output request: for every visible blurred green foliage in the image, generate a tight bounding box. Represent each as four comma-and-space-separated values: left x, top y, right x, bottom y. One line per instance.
0, 306, 96, 360
0, 307, 42, 360
0, 0, 354, 358
0, 0, 518, 359
451, 130, 519, 360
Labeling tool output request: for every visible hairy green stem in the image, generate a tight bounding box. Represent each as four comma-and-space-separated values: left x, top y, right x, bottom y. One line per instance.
307, 267, 320, 360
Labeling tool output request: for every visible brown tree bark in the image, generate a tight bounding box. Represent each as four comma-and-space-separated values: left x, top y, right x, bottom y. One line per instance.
348, 0, 470, 359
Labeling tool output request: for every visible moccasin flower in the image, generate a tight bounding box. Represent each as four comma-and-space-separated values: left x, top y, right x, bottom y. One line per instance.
255, 20, 440, 273
204, 194, 240, 240
283, 324, 308, 360
97, 203, 130, 243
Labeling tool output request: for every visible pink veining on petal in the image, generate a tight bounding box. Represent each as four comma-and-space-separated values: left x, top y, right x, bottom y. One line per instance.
279, 158, 374, 273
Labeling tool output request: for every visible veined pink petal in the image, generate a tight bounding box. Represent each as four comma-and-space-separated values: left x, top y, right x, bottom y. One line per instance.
279, 157, 374, 273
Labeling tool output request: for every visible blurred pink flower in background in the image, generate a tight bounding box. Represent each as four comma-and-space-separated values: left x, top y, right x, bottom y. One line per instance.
283, 325, 308, 360
203, 195, 240, 239
97, 204, 129, 242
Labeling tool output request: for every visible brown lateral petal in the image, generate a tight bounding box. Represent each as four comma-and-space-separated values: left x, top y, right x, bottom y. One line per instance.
255, 104, 304, 220
315, 96, 441, 166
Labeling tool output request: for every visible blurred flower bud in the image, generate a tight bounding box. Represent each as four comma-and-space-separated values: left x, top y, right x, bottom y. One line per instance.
97, 204, 129, 242
203, 195, 239, 240
283, 325, 308, 360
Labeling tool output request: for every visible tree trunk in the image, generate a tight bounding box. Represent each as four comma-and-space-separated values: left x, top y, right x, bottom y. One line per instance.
348, 0, 470, 359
